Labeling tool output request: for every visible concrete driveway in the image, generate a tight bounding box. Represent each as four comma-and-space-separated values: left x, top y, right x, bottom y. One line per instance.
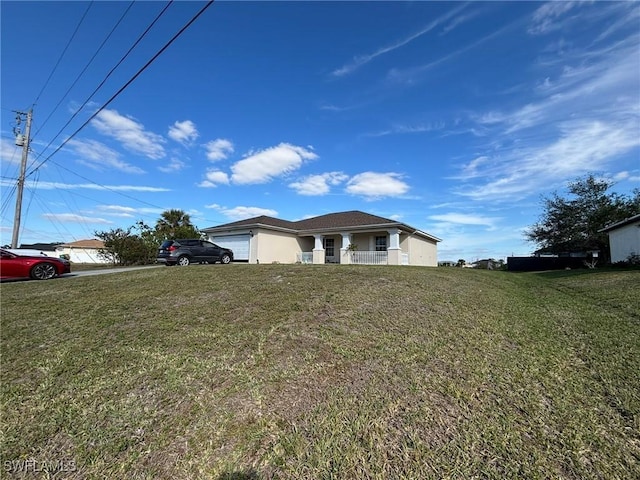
64, 265, 162, 278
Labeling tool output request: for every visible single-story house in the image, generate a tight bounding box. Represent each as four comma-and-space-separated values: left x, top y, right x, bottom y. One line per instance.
55, 239, 109, 264
202, 210, 441, 266
599, 214, 640, 263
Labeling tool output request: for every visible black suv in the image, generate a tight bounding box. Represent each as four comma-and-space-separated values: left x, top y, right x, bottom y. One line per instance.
157, 239, 234, 266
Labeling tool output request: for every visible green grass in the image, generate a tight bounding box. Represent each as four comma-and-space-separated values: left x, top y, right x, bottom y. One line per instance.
1, 265, 639, 479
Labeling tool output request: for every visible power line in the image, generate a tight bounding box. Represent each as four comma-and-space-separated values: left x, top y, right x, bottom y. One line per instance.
32, 2, 94, 107
29, 1, 174, 169
20, 143, 165, 211
33, 1, 136, 139
0, 182, 18, 218
47, 159, 167, 210
27, 0, 214, 177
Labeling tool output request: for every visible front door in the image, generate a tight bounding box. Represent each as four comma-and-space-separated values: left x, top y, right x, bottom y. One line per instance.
323, 238, 336, 263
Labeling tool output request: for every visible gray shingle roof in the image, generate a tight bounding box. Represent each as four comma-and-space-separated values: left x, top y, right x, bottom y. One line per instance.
204, 210, 441, 241
293, 211, 397, 230
207, 215, 297, 230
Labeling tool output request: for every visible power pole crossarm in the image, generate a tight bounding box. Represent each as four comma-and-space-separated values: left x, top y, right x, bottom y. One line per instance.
11, 109, 33, 249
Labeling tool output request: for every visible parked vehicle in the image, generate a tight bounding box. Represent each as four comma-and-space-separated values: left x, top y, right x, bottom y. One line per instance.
156, 239, 234, 266
0, 248, 71, 280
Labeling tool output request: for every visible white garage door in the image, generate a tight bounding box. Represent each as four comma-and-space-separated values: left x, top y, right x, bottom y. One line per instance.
210, 235, 250, 261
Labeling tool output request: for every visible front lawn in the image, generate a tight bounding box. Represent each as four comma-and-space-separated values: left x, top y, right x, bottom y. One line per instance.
1, 265, 638, 479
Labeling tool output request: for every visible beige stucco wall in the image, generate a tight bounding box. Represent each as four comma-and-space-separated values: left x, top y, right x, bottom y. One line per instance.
250, 229, 438, 266
608, 221, 640, 263
348, 233, 371, 251
254, 229, 308, 264
404, 235, 438, 266
55, 246, 110, 264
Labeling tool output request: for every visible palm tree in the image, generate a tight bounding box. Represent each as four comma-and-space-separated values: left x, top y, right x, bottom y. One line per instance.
155, 209, 198, 239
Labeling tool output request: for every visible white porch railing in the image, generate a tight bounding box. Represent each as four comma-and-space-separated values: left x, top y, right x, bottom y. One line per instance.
297, 251, 396, 265
297, 252, 313, 264
352, 251, 388, 265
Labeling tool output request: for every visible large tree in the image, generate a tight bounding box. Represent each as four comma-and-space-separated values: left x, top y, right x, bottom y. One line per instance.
526, 175, 639, 260
95, 226, 156, 266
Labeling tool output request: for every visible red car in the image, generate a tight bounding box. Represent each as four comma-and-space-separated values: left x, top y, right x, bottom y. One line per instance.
0, 248, 71, 280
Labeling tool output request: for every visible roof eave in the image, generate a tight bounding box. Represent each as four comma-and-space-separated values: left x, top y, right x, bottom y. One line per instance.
599, 213, 640, 233
297, 221, 403, 236
203, 222, 298, 234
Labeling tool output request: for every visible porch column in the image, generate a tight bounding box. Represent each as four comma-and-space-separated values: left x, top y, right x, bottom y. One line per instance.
387, 228, 401, 265
312, 234, 325, 264
340, 232, 352, 265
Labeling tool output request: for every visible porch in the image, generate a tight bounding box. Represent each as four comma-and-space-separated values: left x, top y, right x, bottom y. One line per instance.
296, 228, 409, 265
296, 250, 409, 265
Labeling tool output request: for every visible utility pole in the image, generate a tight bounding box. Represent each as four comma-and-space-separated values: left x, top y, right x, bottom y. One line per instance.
11, 109, 33, 249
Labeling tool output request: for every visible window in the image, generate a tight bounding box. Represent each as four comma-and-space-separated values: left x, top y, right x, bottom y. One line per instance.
324, 238, 335, 257
375, 236, 387, 251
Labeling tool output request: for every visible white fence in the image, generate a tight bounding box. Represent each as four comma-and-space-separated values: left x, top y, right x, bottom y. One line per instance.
352, 251, 388, 265
297, 250, 393, 265
296, 252, 313, 264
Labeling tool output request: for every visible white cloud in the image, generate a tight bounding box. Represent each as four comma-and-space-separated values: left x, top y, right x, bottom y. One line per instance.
363, 122, 444, 138
345, 172, 410, 199
93, 205, 163, 218
460, 26, 640, 202
428, 213, 500, 229
458, 119, 640, 201
440, 10, 481, 36
205, 204, 277, 220
198, 170, 229, 188
0, 179, 170, 192
528, 1, 579, 35
168, 120, 198, 145
386, 18, 517, 87
612, 171, 631, 182
41, 213, 112, 224
459, 156, 490, 179
1, 138, 21, 164
91, 109, 165, 159
158, 157, 186, 173
289, 172, 348, 195
95, 205, 137, 218
486, 28, 640, 135
332, 3, 467, 77
593, 3, 640, 43
230, 143, 318, 184
67, 138, 145, 174
205, 139, 234, 161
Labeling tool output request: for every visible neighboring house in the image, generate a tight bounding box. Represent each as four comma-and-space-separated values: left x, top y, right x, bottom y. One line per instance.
202, 210, 441, 266
7, 242, 62, 258
55, 239, 109, 264
599, 214, 640, 263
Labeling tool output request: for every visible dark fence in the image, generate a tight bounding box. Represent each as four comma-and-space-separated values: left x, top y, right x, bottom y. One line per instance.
507, 256, 589, 272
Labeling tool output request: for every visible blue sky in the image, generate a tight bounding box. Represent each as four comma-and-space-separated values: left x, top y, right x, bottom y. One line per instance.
1, 1, 639, 262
